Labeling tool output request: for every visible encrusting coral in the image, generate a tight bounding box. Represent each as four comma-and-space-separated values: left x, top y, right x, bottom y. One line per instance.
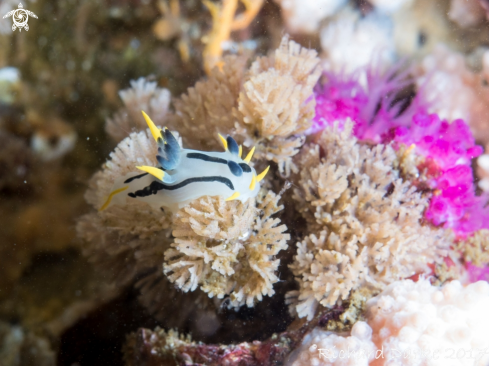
288, 279, 489, 366
367, 279, 489, 366
287, 120, 451, 320
286, 322, 376, 366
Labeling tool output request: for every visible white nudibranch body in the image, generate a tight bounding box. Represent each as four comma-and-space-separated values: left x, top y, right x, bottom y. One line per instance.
100, 112, 268, 213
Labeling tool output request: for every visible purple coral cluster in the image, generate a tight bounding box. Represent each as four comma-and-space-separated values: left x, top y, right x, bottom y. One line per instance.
312, 68, 489, 237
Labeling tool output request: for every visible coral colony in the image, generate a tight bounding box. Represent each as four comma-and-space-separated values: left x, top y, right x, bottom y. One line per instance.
72, 5, 489, 365
77, 35, 489, 365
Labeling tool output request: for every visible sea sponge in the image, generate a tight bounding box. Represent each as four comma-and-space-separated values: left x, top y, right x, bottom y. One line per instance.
288, 120, 451, 320
367, 279, 489, 366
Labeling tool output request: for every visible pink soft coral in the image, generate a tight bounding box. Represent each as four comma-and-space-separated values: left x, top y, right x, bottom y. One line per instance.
312, 67, 488, 236
311, 66, 419, 141
393, 114, 486, 235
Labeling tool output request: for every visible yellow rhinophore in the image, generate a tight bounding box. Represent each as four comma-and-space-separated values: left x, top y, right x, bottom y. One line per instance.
136, 166, 165, 181
142, 111, 162, 142
99, 186, 129, 211
238, 145, 242, 158
225, 191, 240, 201
256, 166, 269, 182
243, 146, 255, 163
249, 174, 256, 191
218, 133, 228, 151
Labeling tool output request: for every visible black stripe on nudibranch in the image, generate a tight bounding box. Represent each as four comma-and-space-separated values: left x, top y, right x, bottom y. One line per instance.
227, 161, 243, 176
127, 176, 235, 198
239, 163, 251, 173
226, 136, 240, 155
124, 173, 149, 184
186, 152, 227, 164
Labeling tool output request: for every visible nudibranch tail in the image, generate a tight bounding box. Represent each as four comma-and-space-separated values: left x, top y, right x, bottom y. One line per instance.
136, 166, 165, 181
256, 166, 270, 182
99, 186, 129, 211
244, 146, 255, 163
142, 111, 162, 142
225, 191, 240, 201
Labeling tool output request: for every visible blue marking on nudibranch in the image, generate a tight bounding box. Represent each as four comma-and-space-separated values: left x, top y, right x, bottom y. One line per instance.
227, 161, 243, 176
227, 136, 240, 155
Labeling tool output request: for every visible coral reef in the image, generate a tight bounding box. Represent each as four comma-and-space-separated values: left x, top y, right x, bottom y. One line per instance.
288, 121, 451, 320
5, 0, 489, 364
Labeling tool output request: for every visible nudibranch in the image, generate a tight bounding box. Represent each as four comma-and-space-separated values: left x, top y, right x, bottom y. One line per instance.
100, 111, 269, 213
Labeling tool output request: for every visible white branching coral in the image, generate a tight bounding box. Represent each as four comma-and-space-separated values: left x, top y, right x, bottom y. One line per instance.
273, 0, 347, 34
287, 121, 451, 320
106, 77, 171, 142
169, 36, 321, 176
366, 279, 489, 366
286, 322, 376, 366
320, 11, 395, 74
164, 191, 289, 308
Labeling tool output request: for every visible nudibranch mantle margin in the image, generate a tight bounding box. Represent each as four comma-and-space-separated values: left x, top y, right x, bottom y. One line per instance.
100, 111, 269, 213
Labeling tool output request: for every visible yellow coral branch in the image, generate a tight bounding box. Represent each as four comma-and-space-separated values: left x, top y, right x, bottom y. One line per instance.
203, 0, 238, 74
202, 0, 264, 74
231, 0, 264, 30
